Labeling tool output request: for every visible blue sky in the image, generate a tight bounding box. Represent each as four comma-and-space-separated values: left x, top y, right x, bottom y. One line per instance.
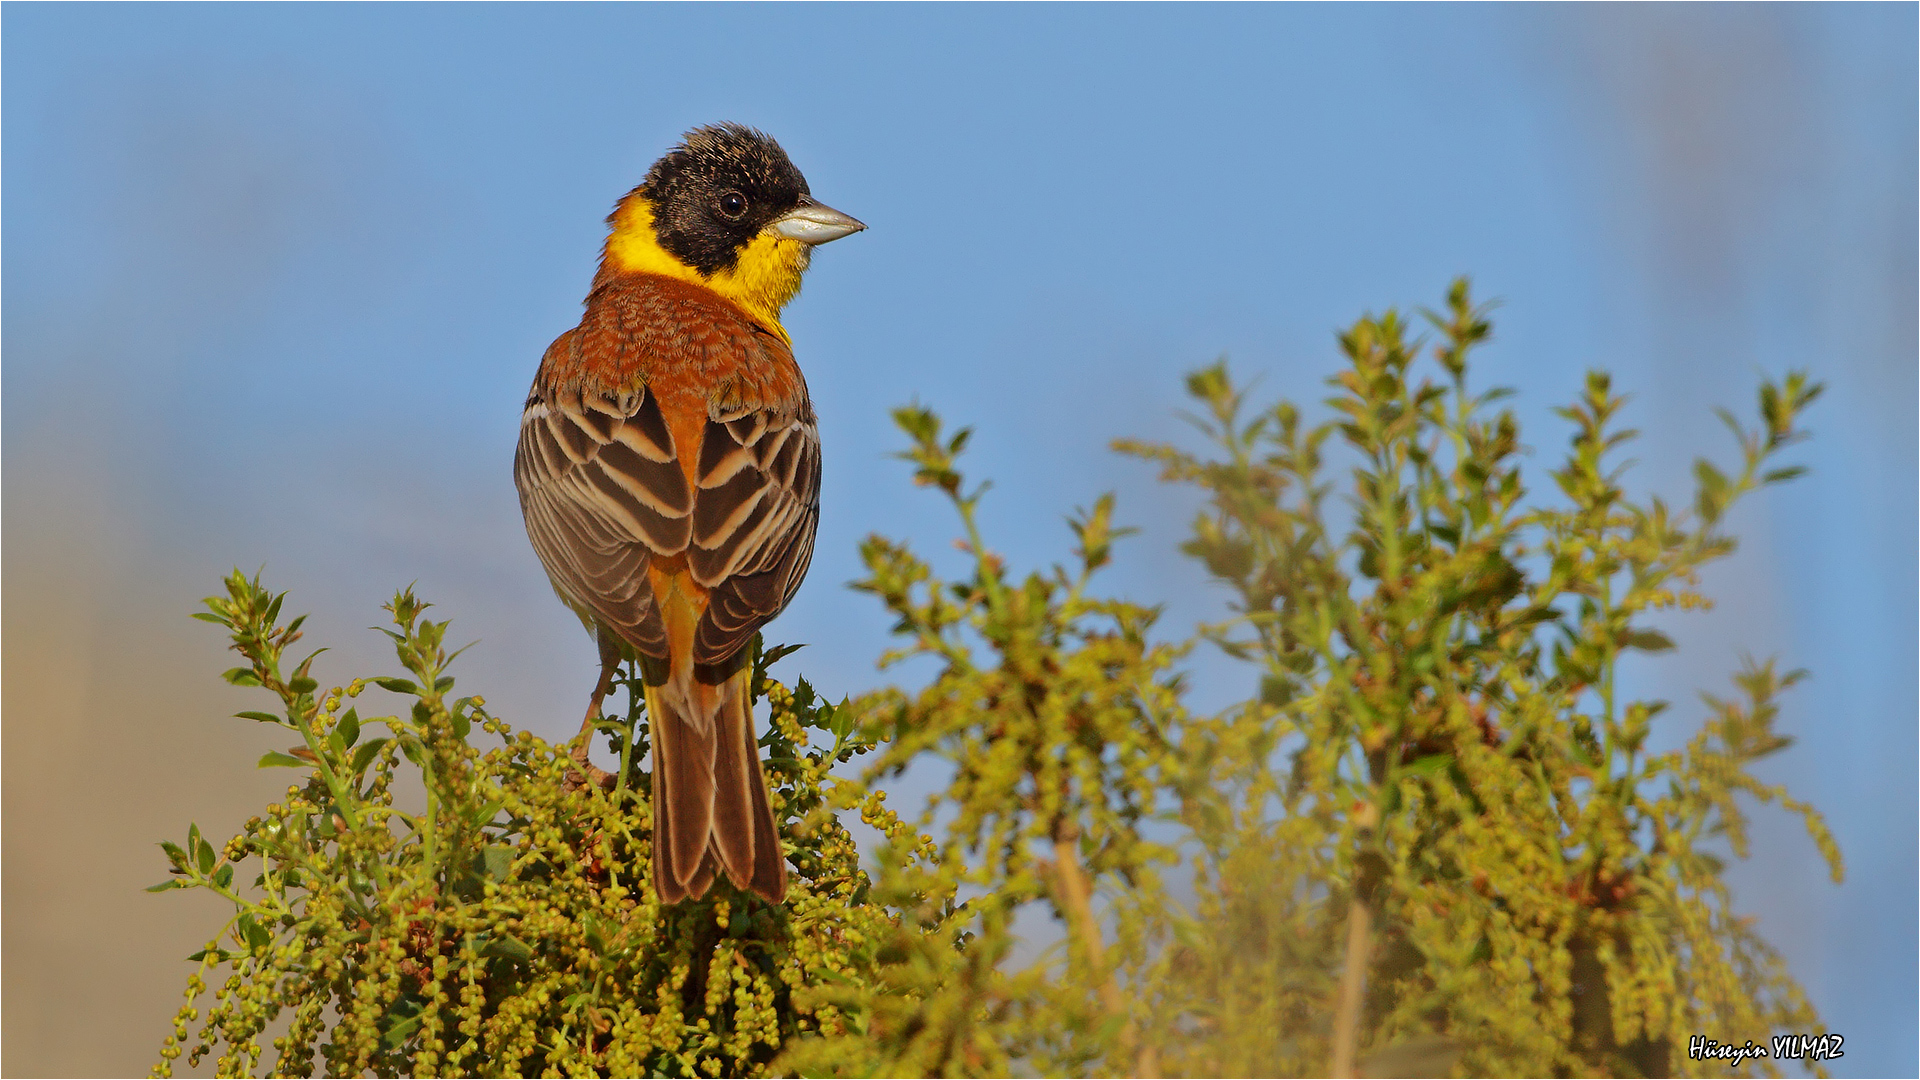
5, 4, 1913, 1074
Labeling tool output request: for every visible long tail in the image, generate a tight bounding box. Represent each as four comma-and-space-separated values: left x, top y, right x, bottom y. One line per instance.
645, 664, 787, 904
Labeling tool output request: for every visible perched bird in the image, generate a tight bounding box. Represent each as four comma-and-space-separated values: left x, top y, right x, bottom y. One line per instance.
514, 124, 864, 904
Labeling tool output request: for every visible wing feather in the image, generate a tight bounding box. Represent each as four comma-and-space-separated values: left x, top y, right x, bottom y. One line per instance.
514, 382, 692, 655
516, 376, 818, 668
687, 409, 821, 664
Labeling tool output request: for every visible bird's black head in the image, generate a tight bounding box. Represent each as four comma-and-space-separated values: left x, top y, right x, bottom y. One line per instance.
601, 124, 863, 327
637, 124, 812, 276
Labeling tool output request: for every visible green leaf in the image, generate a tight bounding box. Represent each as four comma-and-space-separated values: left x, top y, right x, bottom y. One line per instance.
234, 710, 284, 724
222, 667, 263, 687
1565, 731, 1599, 769
1694, 458, 1731, 522
482, 844, 515, 883
236, 913, 270, 952
381, 1012, 423, 1051
372, 677, 419, 695
257, 751, 309, 770
1380, 783, 1403, 815
471, 797, 506, 829
190, 612, 226, 624
212, 864, 234, 890
351, 737, 390, 776
1259, 673, 1295, 708
482, 935, 534, 963
145, 879, 185, 892
433, 675, 455, 693
582, 913, 612, 953
761, 642, 807, 667
1405, 753, 1453, 776
337, 708, 360, 748
288, 676, 318, 695
1623, 629, 1676, 653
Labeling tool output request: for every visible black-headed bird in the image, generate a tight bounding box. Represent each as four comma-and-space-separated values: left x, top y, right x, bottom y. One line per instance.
514, 124, 863, 904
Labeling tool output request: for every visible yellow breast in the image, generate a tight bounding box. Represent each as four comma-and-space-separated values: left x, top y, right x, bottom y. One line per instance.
603, 197, 808, 343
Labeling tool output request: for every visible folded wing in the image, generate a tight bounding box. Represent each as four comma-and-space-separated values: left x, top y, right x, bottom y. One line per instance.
514, 345, 820, 670
515, 373, 689, 658
688, 403, 821, 666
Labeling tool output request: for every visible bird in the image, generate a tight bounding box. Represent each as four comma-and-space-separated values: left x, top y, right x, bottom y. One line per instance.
513, 123, 864, 904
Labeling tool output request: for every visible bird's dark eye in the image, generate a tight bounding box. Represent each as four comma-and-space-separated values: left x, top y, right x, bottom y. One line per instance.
717, 191, 748, 219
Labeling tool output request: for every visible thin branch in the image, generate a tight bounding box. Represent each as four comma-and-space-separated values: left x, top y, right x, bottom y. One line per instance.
1330, 895, 1373, 1079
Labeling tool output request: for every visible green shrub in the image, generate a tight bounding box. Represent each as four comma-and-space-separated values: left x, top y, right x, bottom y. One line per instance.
153, 580, 920, 1077
1112, 282, 1840, 1078
154, 282, 1839, 1077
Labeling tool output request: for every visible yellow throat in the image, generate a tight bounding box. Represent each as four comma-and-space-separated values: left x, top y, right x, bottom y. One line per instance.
603, 195, 809, 342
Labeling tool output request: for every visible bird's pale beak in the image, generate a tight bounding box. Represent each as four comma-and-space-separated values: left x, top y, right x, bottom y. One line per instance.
766, 198, 866, 245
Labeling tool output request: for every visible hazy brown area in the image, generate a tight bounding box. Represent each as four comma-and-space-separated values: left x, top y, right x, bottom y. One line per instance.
3, 462, 292, 1074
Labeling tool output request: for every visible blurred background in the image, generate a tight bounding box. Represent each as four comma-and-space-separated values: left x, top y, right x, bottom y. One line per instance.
4, 5, 1912, 1075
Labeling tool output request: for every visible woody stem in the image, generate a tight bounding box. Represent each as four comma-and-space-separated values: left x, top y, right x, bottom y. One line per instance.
1049, 816, 1152, 1075
1331, 894, 1373, 1078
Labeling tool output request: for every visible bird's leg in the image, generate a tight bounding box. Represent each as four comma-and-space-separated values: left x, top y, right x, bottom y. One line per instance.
566, 631, 623, 792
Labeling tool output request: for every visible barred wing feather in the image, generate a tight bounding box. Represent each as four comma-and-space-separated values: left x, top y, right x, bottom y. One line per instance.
689, 406, 821, 664
514, 381, 820, 669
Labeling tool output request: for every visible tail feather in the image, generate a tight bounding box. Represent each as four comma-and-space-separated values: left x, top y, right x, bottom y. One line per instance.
645, 667, 787, 905
708, 667, 788, 901
647, 677, 716, 899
